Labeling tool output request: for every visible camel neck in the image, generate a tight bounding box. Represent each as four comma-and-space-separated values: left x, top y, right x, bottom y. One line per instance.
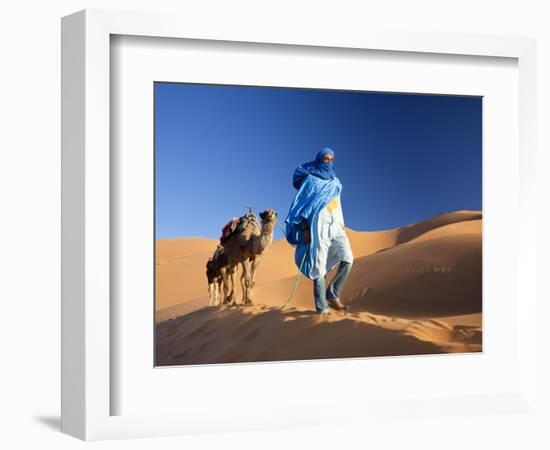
261, 222, 274, 236
255, 222, 274, 250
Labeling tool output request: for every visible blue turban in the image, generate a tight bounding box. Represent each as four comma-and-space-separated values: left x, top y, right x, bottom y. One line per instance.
292, 147, 336, 190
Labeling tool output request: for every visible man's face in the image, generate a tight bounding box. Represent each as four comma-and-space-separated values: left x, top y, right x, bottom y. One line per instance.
323, 154, 334, 163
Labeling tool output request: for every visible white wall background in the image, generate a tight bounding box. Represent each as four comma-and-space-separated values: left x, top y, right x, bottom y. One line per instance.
0, 1, 548, 449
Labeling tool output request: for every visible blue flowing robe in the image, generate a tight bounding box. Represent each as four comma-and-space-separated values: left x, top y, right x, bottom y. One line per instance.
313, 196, 354, 278
284, 174, 353, 279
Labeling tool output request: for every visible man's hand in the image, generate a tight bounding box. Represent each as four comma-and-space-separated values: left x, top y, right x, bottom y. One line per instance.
302, 222, 311, 244
302, 221, 311, 244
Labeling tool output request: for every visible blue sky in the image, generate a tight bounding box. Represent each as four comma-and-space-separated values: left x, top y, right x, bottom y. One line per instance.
155, 82, 482, 240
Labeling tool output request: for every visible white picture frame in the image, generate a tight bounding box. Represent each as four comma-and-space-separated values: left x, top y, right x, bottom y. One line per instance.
61, 9, 538, 441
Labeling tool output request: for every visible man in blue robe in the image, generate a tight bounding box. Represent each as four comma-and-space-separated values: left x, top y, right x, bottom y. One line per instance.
284, 148, 354, 314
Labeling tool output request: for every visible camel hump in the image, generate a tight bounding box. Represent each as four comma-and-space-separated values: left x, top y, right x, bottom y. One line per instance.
237, 212, 261, 233
220, 212, 260, 245
233, 213, 261, 242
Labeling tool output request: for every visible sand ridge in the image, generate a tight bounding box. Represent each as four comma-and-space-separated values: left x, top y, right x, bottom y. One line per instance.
156, 305, 481, 366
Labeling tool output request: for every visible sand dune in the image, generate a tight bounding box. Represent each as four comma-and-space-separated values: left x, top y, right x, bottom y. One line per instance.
343, 210, 481, 256
156, 237, 219, 310
394, 210, 481, 244
156, 305, 481, 366
345, 225, 482, 317
156, 237, 218, 262
155, 210, 482, 364
155, 211, 482, 310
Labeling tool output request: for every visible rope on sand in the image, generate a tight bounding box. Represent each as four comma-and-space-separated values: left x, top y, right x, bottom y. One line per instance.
280, 246, 308, 311
274, 220, 310, 310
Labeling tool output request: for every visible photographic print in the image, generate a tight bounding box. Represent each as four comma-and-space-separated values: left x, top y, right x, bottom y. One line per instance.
154, 83, 482, 366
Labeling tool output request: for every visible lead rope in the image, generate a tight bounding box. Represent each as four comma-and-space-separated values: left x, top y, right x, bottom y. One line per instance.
279, 247, 308, 310
275, 220, 309, 311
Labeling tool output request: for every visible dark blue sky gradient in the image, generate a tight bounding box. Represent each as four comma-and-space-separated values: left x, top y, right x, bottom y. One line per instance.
155, 83, 481, 240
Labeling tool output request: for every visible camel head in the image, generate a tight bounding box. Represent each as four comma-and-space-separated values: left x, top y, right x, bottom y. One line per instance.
259, 208, 278, 226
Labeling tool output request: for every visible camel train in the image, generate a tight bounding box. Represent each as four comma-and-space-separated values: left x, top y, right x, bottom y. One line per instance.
206, 208, 277, 306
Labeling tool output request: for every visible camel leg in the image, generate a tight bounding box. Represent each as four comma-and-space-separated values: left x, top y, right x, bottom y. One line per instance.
221, 268, 229, 305
215, 277, 223, 306
242, 259, 253, 305
220, 277, 225, 306
250, 256, 262, 289
210, 280, 218, 306
240, 261, 248, 304
227, 267, 237, 306
223, 274, 229, 305
208, 282, 214, 306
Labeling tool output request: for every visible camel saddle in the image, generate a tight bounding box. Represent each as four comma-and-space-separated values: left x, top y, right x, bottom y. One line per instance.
219, 212, 260, 245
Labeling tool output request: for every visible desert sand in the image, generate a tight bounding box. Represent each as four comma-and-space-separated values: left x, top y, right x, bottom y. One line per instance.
155, 210, 482, 366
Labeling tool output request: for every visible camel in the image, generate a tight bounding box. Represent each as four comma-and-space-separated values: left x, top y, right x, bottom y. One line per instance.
206, 244, 228, 306
222, 208, 277, 306
206, 263, 223, 306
